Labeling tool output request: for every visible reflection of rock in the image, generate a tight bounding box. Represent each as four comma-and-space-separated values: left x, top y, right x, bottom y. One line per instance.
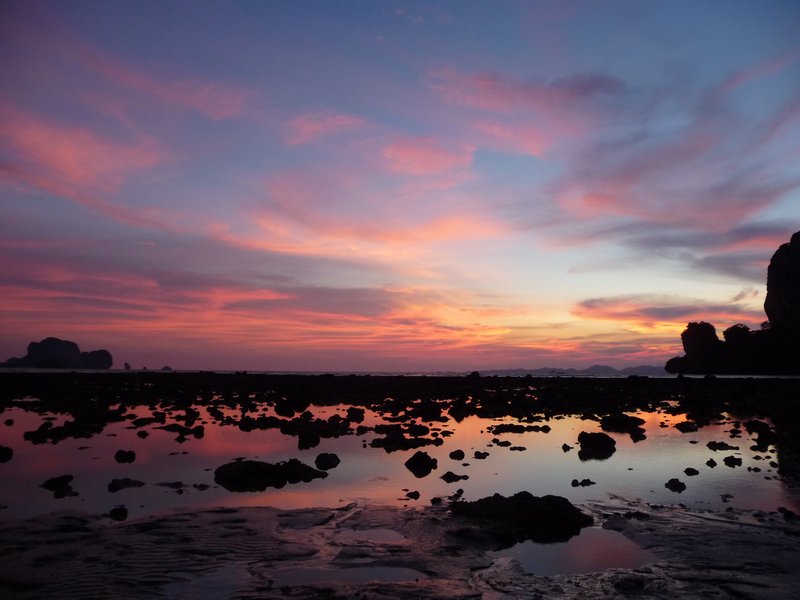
214, 459, 327, 492
0, 337, 112, 369
449, 491, 594, 547
404, 451, 437, 478
577, 431, 616, 460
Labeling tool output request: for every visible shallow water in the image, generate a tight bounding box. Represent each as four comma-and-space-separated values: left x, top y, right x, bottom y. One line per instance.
490, 527, 656, 575
0, 399, 797, 523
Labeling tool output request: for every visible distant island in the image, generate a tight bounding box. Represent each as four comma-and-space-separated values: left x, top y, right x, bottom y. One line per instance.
0, 337, 113, 369
666, 231, 800, 375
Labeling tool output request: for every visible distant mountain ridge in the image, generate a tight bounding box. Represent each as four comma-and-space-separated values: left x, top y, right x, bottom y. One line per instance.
474, 365, 666, 377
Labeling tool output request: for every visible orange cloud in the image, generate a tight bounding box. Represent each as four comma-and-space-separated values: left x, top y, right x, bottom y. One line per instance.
285, 111, 367, 145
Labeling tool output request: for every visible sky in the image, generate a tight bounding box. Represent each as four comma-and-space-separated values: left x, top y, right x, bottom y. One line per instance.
2, 1, 800, 372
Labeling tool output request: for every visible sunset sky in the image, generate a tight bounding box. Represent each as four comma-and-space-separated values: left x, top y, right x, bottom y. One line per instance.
2, 1, 800, 371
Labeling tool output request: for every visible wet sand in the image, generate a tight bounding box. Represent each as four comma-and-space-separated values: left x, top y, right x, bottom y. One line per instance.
1, 497, 799, 599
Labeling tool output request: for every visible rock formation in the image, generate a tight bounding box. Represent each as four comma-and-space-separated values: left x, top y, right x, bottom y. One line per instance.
0, 337, 113, 369
666, 231, 800, 374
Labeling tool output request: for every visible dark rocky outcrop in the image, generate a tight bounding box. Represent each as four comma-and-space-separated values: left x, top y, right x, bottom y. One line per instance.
600, 413, 646, 441
666, 232, 800, 374
214, 458, 327, 492
449, 491, 594, 547
0, 338, 113, 369
577, 431, 616, 460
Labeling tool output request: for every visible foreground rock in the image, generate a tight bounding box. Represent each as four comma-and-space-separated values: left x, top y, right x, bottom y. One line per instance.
449, 491, 594, 547
404, 451, 437, 478
0, 337, 113, 369
577, 431, 616, 460
214, 459, 327, 492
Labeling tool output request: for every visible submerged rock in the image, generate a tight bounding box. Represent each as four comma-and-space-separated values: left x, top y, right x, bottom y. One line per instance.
214, 459, 327, 492
449, 491, 594, 547
577, 431, 616, 460
108, 478, 146, 493
404, 451, 437, 478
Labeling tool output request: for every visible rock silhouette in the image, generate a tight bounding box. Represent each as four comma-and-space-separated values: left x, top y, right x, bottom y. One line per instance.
666, 231, 800, 374
0, 338, 112, 369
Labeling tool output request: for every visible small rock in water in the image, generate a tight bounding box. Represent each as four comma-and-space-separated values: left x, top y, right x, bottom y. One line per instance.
665, 478, 686, 493
404, 451, 438, 478
108, 505, 128, 521
684, 467, 699, 476
0, 445, 13, 463
441, 471, 469, 483
449, 449, 465, 461
577, 431, 616, 461
474, 451, 489, 460
405, 490, 420, 500
41, 474, 78, 498
108, 478, 145, 493
562, 443, 573, 452
570, 478, 596, 487
314, 452, 341, 471
114, 450, 136, 464
723, 455, 743, 468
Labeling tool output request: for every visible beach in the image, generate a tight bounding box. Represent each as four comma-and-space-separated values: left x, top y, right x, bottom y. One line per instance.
1, 373, 800, 598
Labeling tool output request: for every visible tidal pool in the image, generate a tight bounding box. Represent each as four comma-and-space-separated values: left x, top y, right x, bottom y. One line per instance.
0, 398, 795, 522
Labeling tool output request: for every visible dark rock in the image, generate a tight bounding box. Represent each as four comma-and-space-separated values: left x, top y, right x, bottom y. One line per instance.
297, 430, 320, 450
765, 231, 800, 331
441, 471, 469, 483
405, 490, 420, 500
346, 407, 365, 423
706, 458, 717, 468
665, 478, 686, 493
723, 455, 743, 468
561, 443, 573, 452
0, 337, 113, 369
449, 449, 465, 461
314, 452, 341, 471
600, 413, 646, 441
404, 451, 437, 478
473, 451, 489, 459
571, 478, 595, 487
674, 421, 699, 433
0, 445, 12, 463
707, 440, 738, 451
449, 491, 594, 547
108, 478, 145, 493
214, 458, 327, 492
108, 505, 128, 521
41, 474, 78, 498
577, 431, 616, 460
778, 506, 798, 521
114, 450, 136, 463
684, 467, 699, 476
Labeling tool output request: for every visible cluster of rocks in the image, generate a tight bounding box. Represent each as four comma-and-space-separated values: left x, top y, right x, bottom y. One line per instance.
666, 231, 800, 374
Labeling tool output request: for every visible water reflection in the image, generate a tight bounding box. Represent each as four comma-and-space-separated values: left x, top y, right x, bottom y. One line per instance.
490, 527, 656, 575
0, 395, 796, 523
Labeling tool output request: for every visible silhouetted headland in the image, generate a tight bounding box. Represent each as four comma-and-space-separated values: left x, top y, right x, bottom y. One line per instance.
666, 231, 800, 375
0, 337, 113, 369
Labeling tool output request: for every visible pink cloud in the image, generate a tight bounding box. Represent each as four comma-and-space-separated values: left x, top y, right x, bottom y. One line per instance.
285, 111, 367, 145
472, 120, 549, 157
382, 135, 474, 175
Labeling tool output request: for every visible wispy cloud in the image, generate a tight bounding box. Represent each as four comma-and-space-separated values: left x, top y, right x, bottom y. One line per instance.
285, 111, 367, 145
